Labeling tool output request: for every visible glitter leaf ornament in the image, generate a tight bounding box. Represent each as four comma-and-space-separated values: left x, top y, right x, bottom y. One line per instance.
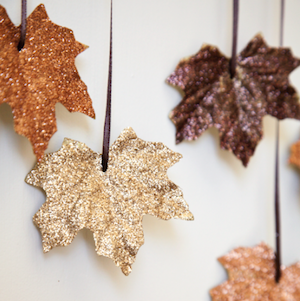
289, 138, 300, 168
210, 243, 300, 300
25, 127, 193, 275
167, 34, 300, 166
0, 4, 95, 161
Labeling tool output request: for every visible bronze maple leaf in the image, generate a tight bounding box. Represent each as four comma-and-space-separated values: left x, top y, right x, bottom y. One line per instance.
210, 243, 300, 300
0, 4, 95, 161
25, 127, 194, 275
289, 138, 300, 168
167, 34, 300, 166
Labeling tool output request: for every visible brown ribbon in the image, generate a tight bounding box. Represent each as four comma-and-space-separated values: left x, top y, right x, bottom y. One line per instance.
102, 0, 113, 172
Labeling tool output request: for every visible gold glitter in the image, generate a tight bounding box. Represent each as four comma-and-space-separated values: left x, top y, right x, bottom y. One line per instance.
0, 4, 95, 161
167, 34, 300, 166
210, 243, 300, 300
25, 127, 194, 275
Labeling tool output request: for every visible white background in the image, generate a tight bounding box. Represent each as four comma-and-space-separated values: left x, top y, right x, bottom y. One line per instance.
0, 0, 300, 300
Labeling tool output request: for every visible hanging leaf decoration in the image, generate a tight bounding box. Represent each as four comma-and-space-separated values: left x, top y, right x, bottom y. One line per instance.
167, 34, 300, 166
0, 4, 95, 161
210, 243, 300, 300
25, 127, 194, 275
210, 243, 300, 301
289, 138, 300, 168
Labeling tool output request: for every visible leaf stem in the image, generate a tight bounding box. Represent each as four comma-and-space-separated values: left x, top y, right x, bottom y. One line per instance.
274, 0, 284, 283
102, 0, 113, 172
230, 0, 239, 78
18, 0, 27, 51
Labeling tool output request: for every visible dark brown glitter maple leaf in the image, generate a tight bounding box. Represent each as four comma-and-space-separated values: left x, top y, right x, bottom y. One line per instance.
0, 4, 95, 161
167, 34, 300, 166
210, 243, 300, 300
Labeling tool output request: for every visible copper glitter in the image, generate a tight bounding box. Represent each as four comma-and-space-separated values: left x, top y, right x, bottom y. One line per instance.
167, 34, 300, 166
210, 243, 300, 300
25, 128, 194, 275
289, 139, 300, 168
0, 4, 95, 161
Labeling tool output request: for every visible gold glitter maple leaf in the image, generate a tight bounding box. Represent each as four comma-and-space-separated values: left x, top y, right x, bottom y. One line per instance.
25, 127, 194, 275
167, 34, 300, 166
0, 4, 95, 161
210, 243, 300, 300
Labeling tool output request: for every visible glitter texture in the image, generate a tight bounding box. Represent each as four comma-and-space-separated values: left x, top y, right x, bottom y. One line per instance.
0, 4, 95, 161
210, 243, 300, 300
289, 139, 300, 168
167, 34, 300, 166
25, 127, 194, 275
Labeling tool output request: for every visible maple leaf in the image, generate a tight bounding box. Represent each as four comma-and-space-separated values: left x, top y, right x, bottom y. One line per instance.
0, 4, 95, 161
167, 34, 300, 166
25, 127, 194, 275
289, 139, 300, 168
210, 243, 300, 300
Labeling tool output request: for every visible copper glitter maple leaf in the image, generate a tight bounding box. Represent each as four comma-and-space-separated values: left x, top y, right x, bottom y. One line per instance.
0, 4, 95, 161
289, 138, 300, 168
167, 34, 300, 166
25, 127, 194, 275
210, 243, 300, 300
